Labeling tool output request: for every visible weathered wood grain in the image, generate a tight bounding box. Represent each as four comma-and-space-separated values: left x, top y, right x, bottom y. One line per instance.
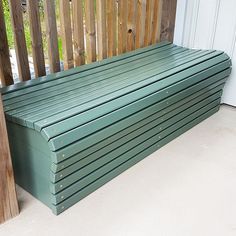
144, 0, 154, 46
9, 0, 31, 81
135, 0, 146, 49
151, 0, 162, 44
127, 0, 137, 52
1, 0, 177, 82
96, 0, 107, 60
0, 0, 13, 86
107, 0, 117, 57
72, 0, 85, 66
27, 0, 46, 78
44, 0, 60, 73
160, 0, 177, 42
59, 0, 74, 70
84, 0, 96, 63
0, 95, 19, 224
118, 0, 127, 54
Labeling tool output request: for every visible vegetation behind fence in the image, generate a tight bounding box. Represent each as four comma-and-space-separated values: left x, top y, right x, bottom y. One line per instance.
0, 0, 177, 87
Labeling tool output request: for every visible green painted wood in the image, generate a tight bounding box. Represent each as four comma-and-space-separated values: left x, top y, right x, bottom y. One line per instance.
51, 86, 225, 181
6, 48, 191, 123
46, 59, 230, 151
36, 51, 227, 133
5, 45, 178, 115
33, 50, 220, 132
4, 44, 178, 109
52, 70, 229, 166
51, 90, 222, 184
1, 41, 171, 97
7, 122, 52, 207
52, 105, 220, 214
50, 96, 221, 195
51, 78, 227, 171
6, 47, 189, 116
12, 49, 202, 125
2, 42, 231, 215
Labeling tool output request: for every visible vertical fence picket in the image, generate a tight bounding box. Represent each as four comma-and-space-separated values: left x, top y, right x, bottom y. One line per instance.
107, 0, 117, 57
27, 0, 46, 78
72, 0, 85, 66
96, 0, 107, 60
118, 0, 127, 54
135, 0, 146, 49
151, 0, 162, 44
0, 94, 19, 224
144, 0, 154, 46
160, 0, 177, 42
0, 0, 13, 86
59, 0, 74, 70
127, 0, 137, 52
0, 0, 177, 81
44, 0, 60, 73
84, 0, 96, 63
9, 0, 31, 81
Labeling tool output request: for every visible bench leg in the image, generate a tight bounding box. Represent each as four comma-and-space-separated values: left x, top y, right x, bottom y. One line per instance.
0, 95, 19, 224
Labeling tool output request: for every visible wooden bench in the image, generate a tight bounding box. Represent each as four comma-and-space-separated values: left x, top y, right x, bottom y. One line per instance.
0, 42, 232, 215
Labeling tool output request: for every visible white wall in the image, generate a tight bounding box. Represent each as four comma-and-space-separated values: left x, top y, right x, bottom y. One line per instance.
174, 0, 236, 106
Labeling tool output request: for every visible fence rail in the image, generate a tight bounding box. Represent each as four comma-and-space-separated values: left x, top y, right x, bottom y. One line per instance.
0, 0, 177, 87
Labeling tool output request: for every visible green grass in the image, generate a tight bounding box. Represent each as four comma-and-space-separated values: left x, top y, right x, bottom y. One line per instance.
2, 0, 63, 60
2, 0, 14, 49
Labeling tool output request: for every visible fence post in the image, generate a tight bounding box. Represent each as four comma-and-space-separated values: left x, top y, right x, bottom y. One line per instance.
59, 0, 74, 70
118, 0, 127, 54
160, 0, 177, 42
0, 94, 19, 224
44, 0, 60, 73
84, 0, 96, 63
96, 0, 107, 60
135, 0, 146, 49
107, 0, 117, 57
127, 0, 137, 52
144, 0, 154, 46
9, 0, 31, 82
27, 0, 46, 78
151, 0, 163, 44
72, 0, 85, 66
0, 0, 14, 86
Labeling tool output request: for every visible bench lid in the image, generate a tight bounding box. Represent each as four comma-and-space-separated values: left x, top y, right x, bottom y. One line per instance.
1, 42, 230, 151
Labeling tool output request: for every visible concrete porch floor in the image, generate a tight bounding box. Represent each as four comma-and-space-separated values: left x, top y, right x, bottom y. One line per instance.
1, 105, 236, 236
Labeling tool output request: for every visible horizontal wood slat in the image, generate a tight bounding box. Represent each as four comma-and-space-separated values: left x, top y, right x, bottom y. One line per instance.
1, 43, 231, 215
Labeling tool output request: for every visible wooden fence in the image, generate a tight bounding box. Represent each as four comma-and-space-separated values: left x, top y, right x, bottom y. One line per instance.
0, 0, 177, 87
0, 94, 19, 224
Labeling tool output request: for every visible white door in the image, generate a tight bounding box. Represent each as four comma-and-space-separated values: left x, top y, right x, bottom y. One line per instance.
174, 0, 236, 106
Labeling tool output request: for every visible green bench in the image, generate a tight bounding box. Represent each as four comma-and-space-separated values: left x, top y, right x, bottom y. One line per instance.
0, 42, 231, 215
